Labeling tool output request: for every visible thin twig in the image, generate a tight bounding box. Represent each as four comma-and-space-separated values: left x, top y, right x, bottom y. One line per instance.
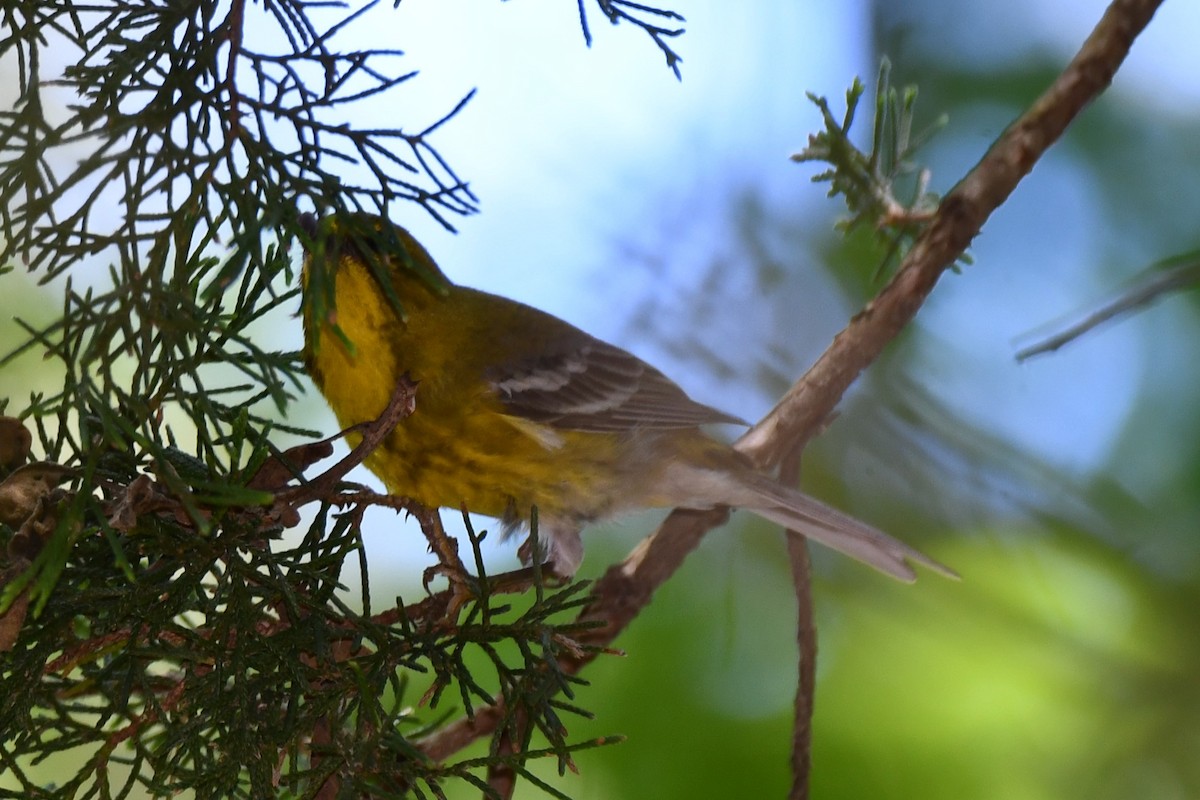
778, 448, 816, 800
1016, 257, 1200, 360
275, 373, 417, 507
786, 528, 816, 800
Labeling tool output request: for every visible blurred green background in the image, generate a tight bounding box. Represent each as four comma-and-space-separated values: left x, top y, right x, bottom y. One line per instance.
3, 0, 1199, 798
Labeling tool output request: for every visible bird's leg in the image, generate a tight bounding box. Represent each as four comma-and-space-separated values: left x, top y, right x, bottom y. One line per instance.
516, 512, 583, 579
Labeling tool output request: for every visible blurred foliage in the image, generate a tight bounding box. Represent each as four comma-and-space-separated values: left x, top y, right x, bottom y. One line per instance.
607, 3, 1200, 800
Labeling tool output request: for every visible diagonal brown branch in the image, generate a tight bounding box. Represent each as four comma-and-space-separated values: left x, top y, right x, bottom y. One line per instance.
414, 0, 1165, 773
737, 0, 1165, 469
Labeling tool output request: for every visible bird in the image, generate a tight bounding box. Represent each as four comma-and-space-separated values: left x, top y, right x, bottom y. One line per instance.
299, 213, 952, 581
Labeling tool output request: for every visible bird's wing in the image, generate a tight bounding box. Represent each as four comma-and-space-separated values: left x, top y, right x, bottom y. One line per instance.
487, 338, 745, 433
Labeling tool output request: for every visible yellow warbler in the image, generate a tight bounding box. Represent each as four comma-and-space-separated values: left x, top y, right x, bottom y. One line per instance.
300, 214, 950, 581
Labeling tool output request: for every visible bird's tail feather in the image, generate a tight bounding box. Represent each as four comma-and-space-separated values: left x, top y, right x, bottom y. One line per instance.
736, 472, 957, 582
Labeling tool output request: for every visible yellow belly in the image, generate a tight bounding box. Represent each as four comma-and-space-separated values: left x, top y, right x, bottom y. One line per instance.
305, 278, 624, 523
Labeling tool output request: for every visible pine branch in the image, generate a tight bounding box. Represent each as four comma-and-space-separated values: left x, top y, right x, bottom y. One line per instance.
0, 1, 679, 795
